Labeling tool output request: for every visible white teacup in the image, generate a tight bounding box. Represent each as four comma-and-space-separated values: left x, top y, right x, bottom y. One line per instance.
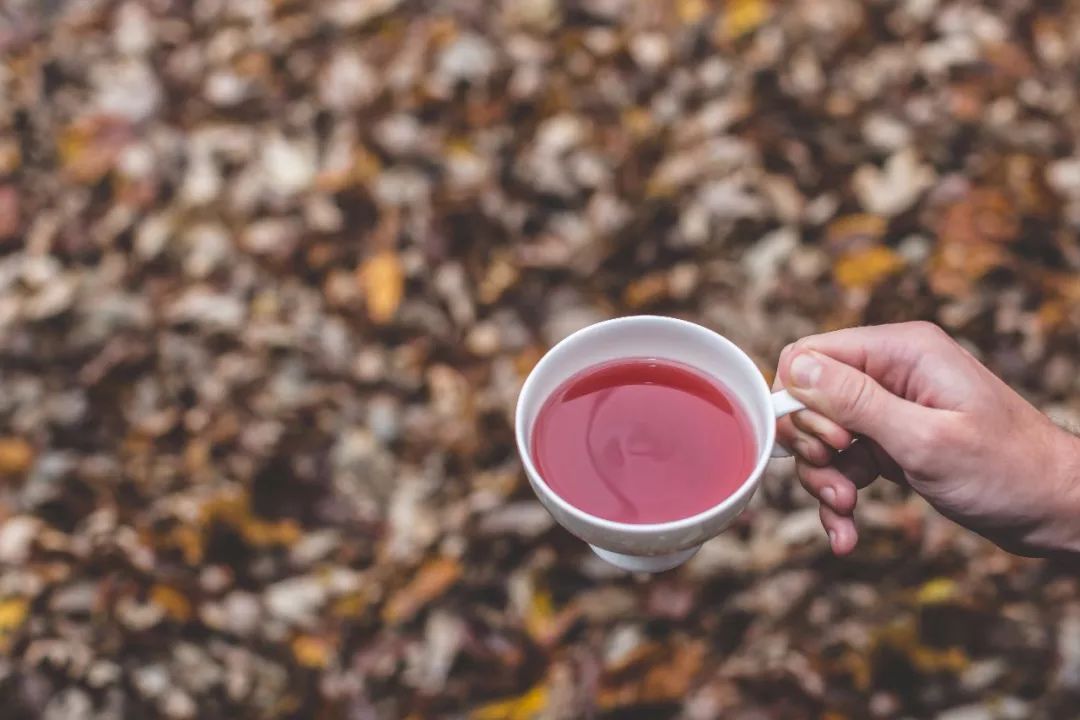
514, 315, 805, 572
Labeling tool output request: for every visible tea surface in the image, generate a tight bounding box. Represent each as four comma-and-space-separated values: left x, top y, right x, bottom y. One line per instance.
531, 358, 757, 523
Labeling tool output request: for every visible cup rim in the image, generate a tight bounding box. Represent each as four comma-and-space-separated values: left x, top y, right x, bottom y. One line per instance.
514, 315, 776, 535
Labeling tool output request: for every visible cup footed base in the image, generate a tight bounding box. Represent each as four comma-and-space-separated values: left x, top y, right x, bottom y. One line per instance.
589, 544, 700, 573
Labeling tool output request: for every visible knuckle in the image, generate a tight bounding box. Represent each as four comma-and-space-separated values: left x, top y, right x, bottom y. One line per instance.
907, 320, 947, 342
905, 414, 955, 469
836, 372, 873, 420
790, 338, 812, 356
837, 484, 857, 513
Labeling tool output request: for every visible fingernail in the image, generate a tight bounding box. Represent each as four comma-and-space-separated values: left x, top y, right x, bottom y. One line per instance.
790, 353, 822, 389
822, 487, 836, 505
827, 529, 837, 546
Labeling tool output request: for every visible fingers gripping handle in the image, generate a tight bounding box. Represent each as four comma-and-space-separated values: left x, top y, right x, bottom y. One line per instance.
770, 389, 805, 458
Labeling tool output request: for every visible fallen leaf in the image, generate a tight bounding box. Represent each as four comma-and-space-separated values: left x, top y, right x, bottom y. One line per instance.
853, 149, 935, 217
150, 584, 192, 622
470, 683, 548, 720
478, 253, 519, 304
0, 598, 29, 633
382, 557, 462, 625
623, 272, 668, 308
292, 634, 334, 668
938, 188, 1020, 246
0, 438, 33, 475
600, 640, 707, 708
718, 0, 770, 40
523, 589, 580, 647
874, 618, 970, 674
57, 116, 132, 184
358, 250, 405, 324
835, 246, 905, 290
825, 214, 888, 254
0, 186, 18, 241
332, 592, 370, 618
916, 578, 958, 605
0, 139, 19, 176
928, 241, 1005, 297
1036, 300, 1067, 331
677, 0, 708, 24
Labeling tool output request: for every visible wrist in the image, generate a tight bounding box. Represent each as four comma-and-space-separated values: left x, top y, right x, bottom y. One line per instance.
1050, 427, 1080, 554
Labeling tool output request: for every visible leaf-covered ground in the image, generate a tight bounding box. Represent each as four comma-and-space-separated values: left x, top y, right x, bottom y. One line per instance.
0, 0, 1079, 718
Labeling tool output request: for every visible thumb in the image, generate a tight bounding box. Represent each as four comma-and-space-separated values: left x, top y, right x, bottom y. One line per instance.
781, 350, 929, 458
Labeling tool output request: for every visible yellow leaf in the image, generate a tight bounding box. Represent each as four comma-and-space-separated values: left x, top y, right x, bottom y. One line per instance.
641, 640, 706, 703
471, 683, 548, 720
514, 346, 545, 379
478, 253, 519, 304
623, 273, 669, 308
834, 246, 904, 290
875, 618, 970, 675
678, 0, 708, 23
292, 634, 333, 668
57, 117, 130, 184
0, 598, 28, 633
382, 557, 462, 625
916, 578, 957, 605
332, 592, 369, 618
0, 139, 20, 176
150, 584, 192, 622
622, 107, 654, 139
170, 524, 204, 566
0, 437, 33, 475
523, 589, 555, 642
825, 214, 887, 252
358, 251, 405, 324
719, 0, 770, 39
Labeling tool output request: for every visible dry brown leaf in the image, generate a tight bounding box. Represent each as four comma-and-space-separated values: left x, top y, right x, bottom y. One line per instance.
874, 618, 970, 674
915, 578, 958, 605
292, 634, 334, 668
938, 188, 1019, 246
470, 683, 548, 720
0, 186, 18, 241
0, 139, 19, 176
358, 250, 405, 324
835, 246, 904, 290
641, 640, 706, 702
600, 641, 706, 709
623, 272, 668, 308
718, 0, 770, 40
948, 83, 985, 122
57, 116, 132, 184
332, 592, 370, 618
1036, 300, 1067, 331
202, 489, 302, 548
478, 253, 520, 304
523, 589, 580, 647
0, 598, 29, 633
928, 241, 1005, 297
1003, 154, 1056, 216
677, 0, 708, 24
150, 584, 192, 622
514, 346, 545, 379
825, 214, 887, 254
382, 556, 462, 625
0, 437, 33, 475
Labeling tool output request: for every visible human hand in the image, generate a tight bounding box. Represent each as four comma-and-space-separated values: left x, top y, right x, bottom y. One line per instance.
773, 321, 1080, 557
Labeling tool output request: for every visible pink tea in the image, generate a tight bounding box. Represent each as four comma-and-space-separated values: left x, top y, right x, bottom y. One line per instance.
531, 358, 757, 524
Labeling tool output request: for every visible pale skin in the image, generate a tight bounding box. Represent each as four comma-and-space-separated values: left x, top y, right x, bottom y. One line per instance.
773, 321, 1080, 557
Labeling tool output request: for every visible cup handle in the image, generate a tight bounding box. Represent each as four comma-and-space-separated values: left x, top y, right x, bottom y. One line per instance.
770, 389, 806, 458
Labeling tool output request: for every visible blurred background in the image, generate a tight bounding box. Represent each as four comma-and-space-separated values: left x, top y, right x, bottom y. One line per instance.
1, 0, 1079, 717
